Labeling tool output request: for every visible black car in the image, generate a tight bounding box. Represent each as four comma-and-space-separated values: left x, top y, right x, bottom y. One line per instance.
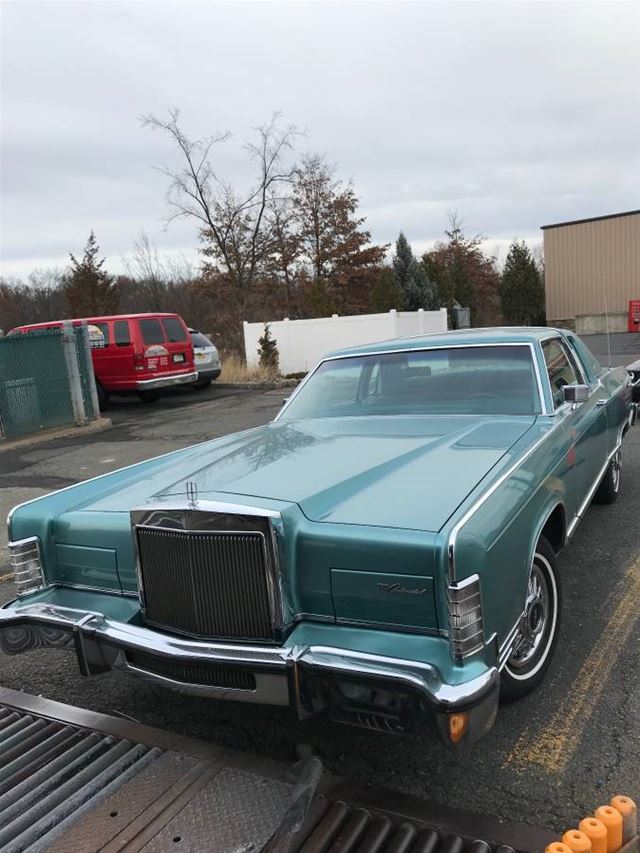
628, 358, 640, 402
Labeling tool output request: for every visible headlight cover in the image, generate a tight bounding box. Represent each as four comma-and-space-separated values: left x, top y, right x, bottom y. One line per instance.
447, 574, 484, 660
8, 537, 46, 597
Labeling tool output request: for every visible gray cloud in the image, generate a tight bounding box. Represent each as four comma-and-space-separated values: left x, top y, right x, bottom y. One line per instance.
1, 0, 639, 278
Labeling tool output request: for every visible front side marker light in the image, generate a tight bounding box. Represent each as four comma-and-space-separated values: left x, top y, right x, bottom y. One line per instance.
447, 574, 484, 659
8, 537, 46, 596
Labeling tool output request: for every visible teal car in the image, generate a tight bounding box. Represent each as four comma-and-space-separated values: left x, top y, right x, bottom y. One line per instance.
2, 328, 636, 745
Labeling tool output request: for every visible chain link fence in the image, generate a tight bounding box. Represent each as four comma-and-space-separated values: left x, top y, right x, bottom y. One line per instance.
0, 324, 100, 441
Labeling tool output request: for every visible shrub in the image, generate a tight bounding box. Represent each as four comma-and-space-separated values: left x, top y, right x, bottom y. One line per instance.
257, 324, 280, 374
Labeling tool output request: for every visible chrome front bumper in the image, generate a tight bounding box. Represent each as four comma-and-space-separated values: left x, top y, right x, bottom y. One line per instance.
135, 371, 198, 390
0, 601, 499, 743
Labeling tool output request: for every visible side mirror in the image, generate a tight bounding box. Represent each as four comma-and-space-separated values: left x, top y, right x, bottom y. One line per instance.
563, 384, 589, 404
282, 397, 289, 407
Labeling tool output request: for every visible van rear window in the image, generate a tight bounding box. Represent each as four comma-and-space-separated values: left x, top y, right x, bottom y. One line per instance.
162, 317, 187, 343
139, 318, 165, 345
114, 320, 131, 346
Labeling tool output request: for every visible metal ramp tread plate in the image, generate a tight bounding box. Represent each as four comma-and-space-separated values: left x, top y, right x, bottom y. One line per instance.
0, 690, 557, 853
0, 702, 294, 853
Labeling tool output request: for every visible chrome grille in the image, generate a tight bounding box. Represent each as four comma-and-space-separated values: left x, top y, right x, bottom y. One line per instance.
136, 526, 275, 641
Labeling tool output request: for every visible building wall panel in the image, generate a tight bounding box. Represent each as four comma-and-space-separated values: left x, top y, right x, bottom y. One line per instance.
543, 211, 640, 324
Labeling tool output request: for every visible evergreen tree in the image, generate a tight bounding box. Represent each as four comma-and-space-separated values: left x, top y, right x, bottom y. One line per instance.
63, 232, 118, 316
500, 241, 545, 325
257, 323, 280, 373
371, 267, 404, 312
392, 232, 434, 310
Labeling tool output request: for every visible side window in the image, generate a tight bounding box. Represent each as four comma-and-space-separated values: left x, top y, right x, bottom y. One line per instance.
568, 334, 603, 383
139, 318, 165, 345
87, 322, 109, 349
114, 320, 131, 347
161, 317, 187, 343
542, 339, 578, 409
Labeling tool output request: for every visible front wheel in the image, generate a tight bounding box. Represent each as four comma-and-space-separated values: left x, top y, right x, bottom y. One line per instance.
593, 450, 621, 505
501, 536, 561, 702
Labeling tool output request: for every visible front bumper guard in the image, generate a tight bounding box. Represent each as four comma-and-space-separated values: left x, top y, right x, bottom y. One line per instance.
0, 602, 499, 743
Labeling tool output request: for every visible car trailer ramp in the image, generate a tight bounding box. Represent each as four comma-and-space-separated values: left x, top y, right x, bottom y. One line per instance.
0, 686, 565, 853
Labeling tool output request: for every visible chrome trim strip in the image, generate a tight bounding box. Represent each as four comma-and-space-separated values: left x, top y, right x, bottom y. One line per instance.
447, 414, 568, 581
498, 618, 523, 669
276, 341, 550, 421
135, 371, 198, 389
0, 602, 498, 711
566, 439, 622, 540
131, 499, 281, 519
334, 617, 440, 636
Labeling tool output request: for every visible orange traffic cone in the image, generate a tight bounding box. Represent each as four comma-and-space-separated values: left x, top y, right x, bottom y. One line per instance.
610, 796, 637, 845
595, 806, 624, 853
562, 830, 593, 853
579, 818, 609, 853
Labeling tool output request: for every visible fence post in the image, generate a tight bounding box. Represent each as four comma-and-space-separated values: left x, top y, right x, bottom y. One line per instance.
61, 320, 87, 426
79, 322, 101, 416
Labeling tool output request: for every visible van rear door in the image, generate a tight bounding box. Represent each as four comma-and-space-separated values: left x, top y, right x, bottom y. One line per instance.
135, 316, 193, 378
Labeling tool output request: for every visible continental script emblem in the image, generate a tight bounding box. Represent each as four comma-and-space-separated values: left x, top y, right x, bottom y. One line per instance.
377, 582, 428, 596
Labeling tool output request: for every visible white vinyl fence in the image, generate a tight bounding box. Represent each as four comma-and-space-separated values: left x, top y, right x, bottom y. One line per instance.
243, 308, 448, 375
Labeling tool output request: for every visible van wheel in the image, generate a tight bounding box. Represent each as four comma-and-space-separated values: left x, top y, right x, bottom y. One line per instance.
501, 536, 561, 702
194, 378, 212, 390
593, 450, 621, 505
138, 390, 160, 403
96, 383, 110, 410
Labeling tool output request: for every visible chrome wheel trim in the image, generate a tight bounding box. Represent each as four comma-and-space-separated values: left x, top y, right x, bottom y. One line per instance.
505, 552, 558, 681
611, 450, 621, 492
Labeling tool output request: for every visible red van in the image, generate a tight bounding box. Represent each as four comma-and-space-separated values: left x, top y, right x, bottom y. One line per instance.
10, 313, 197, 407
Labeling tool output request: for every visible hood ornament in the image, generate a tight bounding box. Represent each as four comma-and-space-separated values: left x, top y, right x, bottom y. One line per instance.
186, 481, 198, 507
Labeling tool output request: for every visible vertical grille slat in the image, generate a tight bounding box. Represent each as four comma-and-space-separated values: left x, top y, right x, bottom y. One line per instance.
136, 526, 274, 641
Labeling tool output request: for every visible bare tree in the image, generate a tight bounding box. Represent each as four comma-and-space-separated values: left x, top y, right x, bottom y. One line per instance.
142, 109, 300, 319
264, 192, 302, 316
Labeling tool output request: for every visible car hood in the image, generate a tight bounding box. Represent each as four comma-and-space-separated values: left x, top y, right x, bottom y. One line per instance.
86, 415, 536, 532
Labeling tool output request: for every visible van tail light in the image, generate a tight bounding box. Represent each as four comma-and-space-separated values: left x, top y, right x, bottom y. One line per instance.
134, 352, 145, 371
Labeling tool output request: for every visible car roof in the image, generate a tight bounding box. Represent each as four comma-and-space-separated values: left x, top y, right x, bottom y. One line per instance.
325, 326, 563, 359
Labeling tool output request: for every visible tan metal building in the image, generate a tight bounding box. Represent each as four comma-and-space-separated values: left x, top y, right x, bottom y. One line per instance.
542, 209, 640, 333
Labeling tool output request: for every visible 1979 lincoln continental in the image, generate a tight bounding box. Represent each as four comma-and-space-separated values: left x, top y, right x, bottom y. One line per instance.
2, 328, 636, 745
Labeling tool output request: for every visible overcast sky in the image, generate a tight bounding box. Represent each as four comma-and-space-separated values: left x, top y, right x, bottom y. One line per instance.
1, 0, 639, 280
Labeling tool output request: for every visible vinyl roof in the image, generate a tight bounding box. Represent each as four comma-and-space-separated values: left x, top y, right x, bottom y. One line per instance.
326, 326, 560, 358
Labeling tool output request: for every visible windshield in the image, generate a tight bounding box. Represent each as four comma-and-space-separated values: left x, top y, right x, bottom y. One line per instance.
190, 331, 213, 348
280, 345, 540, 419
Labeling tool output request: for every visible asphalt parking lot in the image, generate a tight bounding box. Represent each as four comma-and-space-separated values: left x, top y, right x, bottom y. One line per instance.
1, 363, 639, 833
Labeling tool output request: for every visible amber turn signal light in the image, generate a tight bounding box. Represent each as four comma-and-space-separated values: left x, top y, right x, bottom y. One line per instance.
448, 713, 468, 743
